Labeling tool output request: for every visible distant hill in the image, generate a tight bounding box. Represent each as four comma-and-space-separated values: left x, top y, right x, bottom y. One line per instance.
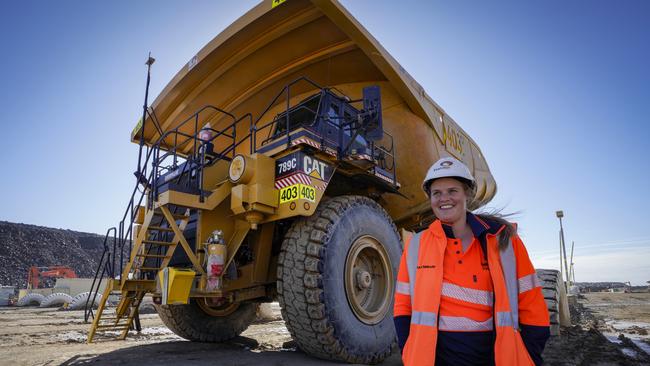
0, 221, 106, 288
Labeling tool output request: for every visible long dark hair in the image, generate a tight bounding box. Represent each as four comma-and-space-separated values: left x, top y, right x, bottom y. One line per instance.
464, 181, 516, 251
475, 212, 516, 251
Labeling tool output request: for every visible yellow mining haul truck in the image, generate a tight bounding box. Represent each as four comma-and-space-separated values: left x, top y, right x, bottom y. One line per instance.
86, 0, 566, 363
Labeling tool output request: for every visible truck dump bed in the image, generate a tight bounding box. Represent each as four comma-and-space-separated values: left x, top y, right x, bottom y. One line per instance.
131, 0, 496, 226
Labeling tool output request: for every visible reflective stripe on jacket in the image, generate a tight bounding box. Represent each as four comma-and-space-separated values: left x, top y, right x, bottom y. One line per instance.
394, 219, 549, 365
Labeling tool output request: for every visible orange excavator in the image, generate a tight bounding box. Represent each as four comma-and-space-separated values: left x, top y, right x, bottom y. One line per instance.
27, 266, 77, 289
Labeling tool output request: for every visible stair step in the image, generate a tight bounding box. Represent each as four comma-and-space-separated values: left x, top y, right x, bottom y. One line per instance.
142, 240, 175, 246
119, 279, 157, 292
154, 211, 189, 220
148, 226, 174, 232
96, 323, 130, 329
136, 253, 168, 258
138, 267, 162, 271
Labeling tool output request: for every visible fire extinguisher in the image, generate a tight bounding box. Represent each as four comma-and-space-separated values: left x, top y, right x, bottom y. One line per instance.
205, 230, 226, 291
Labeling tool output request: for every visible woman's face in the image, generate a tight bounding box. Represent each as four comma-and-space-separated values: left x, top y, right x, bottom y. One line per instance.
429, 177, 467, 224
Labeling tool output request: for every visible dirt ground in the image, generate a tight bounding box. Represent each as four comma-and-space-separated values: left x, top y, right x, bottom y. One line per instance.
0, 303, 401, 366
0, 294, 649, 366
581, 292, 650, 345
543, 292, 650, 366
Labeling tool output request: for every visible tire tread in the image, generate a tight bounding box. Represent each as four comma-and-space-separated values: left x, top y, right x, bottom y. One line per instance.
536, 269, 562, 336
277, 195, 398, 364
155, 301, 257, 342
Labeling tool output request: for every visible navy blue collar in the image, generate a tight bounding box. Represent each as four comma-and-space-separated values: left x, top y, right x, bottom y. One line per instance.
440, 212, 503, 261
440, 212, 500, 239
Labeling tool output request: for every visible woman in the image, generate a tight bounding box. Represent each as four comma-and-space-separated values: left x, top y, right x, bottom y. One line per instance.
394, 157, 550, 366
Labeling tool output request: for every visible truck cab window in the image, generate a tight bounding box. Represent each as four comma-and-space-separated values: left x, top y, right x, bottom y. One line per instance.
272, 94, 321, 137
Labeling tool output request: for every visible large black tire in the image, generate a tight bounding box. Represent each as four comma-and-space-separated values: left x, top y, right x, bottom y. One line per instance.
536, 269, 562, 335
155, 300, 258, 342
277, 195, 402, 364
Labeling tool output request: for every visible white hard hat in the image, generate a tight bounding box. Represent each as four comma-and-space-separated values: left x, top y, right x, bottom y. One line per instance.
422, 156, 475, 194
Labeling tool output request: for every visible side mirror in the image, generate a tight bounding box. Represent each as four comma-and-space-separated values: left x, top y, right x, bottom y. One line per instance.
361, 86, 383, 141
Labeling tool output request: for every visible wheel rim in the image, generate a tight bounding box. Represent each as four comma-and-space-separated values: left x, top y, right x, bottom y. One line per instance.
344, 235, 393, 325
197, 298, 239, 317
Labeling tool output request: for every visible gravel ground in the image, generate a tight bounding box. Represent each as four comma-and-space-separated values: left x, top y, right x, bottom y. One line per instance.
543, 292, 650, 366
0, 303, 399, 366
1, 294, 649, 366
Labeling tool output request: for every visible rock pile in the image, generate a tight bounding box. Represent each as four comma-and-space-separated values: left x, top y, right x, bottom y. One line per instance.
575, 281, 628, 292
544, 300, 650, 365
0, 221, 106, 288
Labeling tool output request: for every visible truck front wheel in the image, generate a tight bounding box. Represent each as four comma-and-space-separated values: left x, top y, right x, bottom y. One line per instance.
277, 195, 401, 364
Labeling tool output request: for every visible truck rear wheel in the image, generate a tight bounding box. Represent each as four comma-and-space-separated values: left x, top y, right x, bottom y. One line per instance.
277, 195, 401, 364
536, 269, 563, 335
155, 299, 258, 342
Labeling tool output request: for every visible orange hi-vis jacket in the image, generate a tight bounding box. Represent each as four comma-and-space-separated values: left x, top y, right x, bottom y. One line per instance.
394, 217, 550, 366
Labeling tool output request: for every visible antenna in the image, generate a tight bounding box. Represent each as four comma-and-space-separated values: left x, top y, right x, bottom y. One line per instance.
136, 52, 155, 175
569, 241, 575, 283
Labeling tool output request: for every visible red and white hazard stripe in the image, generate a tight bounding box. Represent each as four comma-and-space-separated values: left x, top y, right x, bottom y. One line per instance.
349, 154, 373, 161
311, 180, 327, 191
374, 171, 401, 187
274, 172, 312, 189
291, 137, 320, 149
291, 137, 337, 157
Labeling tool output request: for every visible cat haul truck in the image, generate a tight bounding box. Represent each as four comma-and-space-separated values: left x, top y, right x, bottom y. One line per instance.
86, 0, 565, 363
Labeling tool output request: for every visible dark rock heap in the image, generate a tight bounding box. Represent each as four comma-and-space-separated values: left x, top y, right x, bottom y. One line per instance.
575, 282, 628, 292
0, 221, 107, 288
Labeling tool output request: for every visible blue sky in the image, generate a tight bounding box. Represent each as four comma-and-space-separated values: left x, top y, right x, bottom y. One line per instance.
1, 1, 648, 284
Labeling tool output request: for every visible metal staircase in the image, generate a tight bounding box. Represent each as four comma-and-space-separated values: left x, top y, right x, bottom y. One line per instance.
85, 103, 244, 342
87, 279, 144, 341
87, 206, 192, 342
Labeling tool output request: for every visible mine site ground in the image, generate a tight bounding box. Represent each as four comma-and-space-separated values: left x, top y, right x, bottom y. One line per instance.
0, 293, 649, 366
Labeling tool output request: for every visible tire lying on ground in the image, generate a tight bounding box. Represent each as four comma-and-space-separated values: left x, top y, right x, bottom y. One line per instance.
40, 292, 74, 308
139, 297, 157, 315
67, 292, 101, 310
155, 300, 258, 342
17, 293, 46, 307
277, 195, 402, 364
256, 302, 276, 321
536, 269, 562, 336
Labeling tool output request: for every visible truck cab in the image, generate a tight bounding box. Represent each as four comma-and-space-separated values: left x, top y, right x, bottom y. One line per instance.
254, 83, 397, 195
265, 89, 371, 158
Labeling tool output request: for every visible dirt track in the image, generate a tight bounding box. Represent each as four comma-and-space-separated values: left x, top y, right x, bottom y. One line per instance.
0, 303, 401, 366
1, 294, 649, 366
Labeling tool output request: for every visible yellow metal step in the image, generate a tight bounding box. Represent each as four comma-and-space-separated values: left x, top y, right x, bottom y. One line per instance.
142, 240, 175, 246
96, 324, 130, 329
136, 253, 168, 258
121, 279, 157, 292
138, 267, 162, 271
154, 211, 189, 220
148, 226, 174, 232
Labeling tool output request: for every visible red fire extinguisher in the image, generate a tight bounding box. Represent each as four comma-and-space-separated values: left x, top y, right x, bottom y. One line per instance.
206, 230, 226, 291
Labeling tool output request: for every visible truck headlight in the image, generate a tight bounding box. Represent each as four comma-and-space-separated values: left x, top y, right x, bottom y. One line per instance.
229, 155, 247, 183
